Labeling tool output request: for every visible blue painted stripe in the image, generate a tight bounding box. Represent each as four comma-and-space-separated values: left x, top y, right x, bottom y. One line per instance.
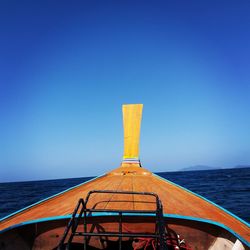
0, 215, 72, 234
153, 173, 250, 228
1, 212, 249, 247
0, 174, 105, 222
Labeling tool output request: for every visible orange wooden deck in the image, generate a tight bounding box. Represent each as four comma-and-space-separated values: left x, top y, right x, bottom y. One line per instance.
0, 163, 249, 245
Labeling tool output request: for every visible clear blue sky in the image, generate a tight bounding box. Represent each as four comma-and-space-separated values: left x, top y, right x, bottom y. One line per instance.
0, 1, 250, 182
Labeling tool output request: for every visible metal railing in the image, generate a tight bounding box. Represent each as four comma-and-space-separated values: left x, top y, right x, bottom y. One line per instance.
57, 190, 167, 250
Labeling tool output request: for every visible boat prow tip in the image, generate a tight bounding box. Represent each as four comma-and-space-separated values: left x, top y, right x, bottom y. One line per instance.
107, 161, 152, 176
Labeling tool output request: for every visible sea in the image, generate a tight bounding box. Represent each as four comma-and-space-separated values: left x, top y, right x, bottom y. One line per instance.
0, 168, 249, 223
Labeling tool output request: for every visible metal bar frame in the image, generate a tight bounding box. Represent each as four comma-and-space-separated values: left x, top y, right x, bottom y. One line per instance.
57, 190, 167, 250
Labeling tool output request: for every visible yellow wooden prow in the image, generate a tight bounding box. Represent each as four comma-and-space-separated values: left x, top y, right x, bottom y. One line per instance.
122, 104, 143, 162
110, 103, 151, 173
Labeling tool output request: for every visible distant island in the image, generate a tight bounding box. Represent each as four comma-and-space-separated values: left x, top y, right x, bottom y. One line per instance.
180, 165, 219, 171
180, 165, 250, 171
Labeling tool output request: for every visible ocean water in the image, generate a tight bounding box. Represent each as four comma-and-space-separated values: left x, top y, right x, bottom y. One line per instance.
0, 168, 249, 223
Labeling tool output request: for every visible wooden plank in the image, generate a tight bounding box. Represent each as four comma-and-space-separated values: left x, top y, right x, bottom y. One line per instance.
104, 175, 134, 210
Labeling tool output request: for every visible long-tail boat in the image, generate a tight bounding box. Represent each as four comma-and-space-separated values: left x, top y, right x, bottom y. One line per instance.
0, 104, 249, 250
